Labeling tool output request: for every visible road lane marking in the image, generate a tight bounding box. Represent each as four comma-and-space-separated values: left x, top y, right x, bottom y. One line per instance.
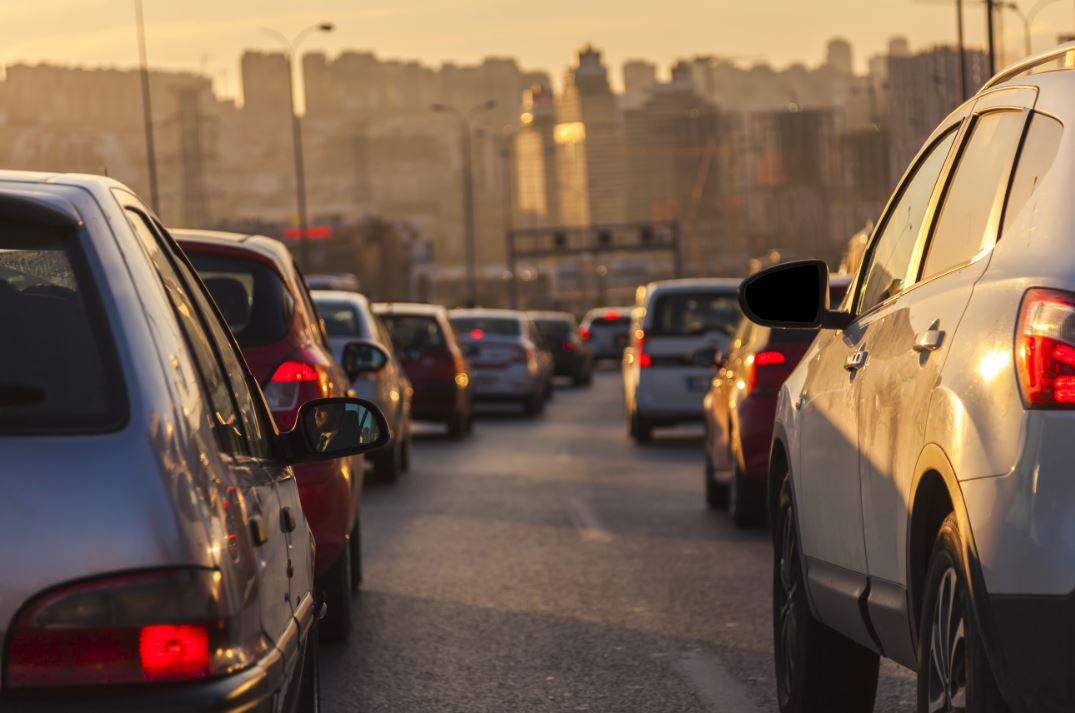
675, 652, 764, 713
565, 499, 613, 542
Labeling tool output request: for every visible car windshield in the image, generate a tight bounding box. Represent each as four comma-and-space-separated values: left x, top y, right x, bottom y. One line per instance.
534, 319, 574, 339
0, 223, 125, 433
649, 291, 740, 337
316, 299, 367, 337
380, 314, 446, 350
187, 252, 294, 349
451, 316, 522, 337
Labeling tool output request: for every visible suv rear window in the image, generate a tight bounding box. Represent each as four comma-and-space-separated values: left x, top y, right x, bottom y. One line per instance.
316, 300, 367, 337
187, 252, 294, 349
534, 319, 574, 339
649, 291, 740, 337
451, 317, 522, 337
380, 314, 446, 349
0, 223, 125, 433
589, 316, 630, 327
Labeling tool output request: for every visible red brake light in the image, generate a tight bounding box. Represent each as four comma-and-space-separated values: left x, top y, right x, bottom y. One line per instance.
562, 340, 575, 353
637, 332, 651, 368
745, 350, 789, 392
579, 326, 591, 340
603, 310, 620, 321
139, 625, 211, 680
270, 360, 318, 382
1016, 288, 1075, 407
470, 328, 485, 340
754, 351, 786, 366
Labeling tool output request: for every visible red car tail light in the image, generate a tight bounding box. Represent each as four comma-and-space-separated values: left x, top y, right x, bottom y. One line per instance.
470, 328, 485, 340
6, 568, 262, 688
745, 350, 788, 393
1016, 288, 1075, 407
636, 331, 651, 368
579, 326, 591, 340
603, 310, 620, 321
562, 340, 575, 353
264, 359, 322, 412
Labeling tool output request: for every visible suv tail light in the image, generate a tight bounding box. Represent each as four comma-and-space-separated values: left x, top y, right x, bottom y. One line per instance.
636, 331, 651, 368
562, 340, 575, 353
745, 350, 787, 393
6, 568, 264, 688
1016, 288, 1075, 407
264, 359, 322, 412
579, 326, 591, 341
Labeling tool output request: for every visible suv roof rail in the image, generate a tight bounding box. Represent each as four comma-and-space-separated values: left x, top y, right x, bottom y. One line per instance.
983, 41, 1075, 90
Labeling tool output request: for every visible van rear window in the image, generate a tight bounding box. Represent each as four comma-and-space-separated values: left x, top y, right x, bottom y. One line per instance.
649, 291, 740, 337
0, 222, 126, 433
187, 253, 294, 349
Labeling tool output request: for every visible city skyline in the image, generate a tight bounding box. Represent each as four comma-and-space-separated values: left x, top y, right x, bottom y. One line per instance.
3, 0, 1071, 102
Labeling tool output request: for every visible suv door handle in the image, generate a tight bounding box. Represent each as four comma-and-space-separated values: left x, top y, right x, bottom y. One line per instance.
913, 323, 945, 353
280, 507, 297, 533
844, 349, 868, 372
249, 516, 268, 545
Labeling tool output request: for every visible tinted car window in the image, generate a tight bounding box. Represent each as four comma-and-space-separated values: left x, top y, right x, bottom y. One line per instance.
1002, 113, 1063, 239
648, 292, 740, 337
535, 319, 574, 339
451, 317, 522, 337
381, 314, 446, 349
922, 111, 1026, 280
187, 253, 294, 349
858, 129, 957, 313
317, 300, 366, 337
0, 222, 125, 433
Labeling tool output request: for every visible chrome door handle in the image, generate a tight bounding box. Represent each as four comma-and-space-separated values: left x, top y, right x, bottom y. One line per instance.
914, 321, 945, 353
844, 349, 868, 372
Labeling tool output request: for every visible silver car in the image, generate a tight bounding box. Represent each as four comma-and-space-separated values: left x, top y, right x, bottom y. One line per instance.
0, 171, 388, 711
740, 46, 1075, 713
313, 290, 413, 481
449, 308, 551, 415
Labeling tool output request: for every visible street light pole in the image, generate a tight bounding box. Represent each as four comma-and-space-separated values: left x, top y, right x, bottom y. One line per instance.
134, 0, 160, 213
1002, 0, 1063, 56
263, 22, 334, 272
957, 0, 969, 99
987, 0, 998, 74
431, 100, 497, 307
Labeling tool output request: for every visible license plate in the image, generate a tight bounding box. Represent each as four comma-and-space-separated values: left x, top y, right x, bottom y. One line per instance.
686, 376, 711, 392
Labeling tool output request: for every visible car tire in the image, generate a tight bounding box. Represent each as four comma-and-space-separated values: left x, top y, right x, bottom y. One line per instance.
374, 437, 402, 482
773, 472, 879, 713
447, 410, 471, 439
318, 544, 353, 643
349, 521, 363, 592
629, 410, 652, 443
705, 450, 728, 508
730, 461, 765, 528
916, 514, 1011, 713
296, 619, 320, 713
524, 390, 545, 416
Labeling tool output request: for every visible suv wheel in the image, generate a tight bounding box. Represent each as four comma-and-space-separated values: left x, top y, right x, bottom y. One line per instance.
773, 472, 878, 713
629, 410, 652, 443
374, 437, 403, 482
730, 460, 765, 528
447, 409, 471, 439
319, 543, 353, 643
704, 450, 728, 508
916, 514, 1010, 713
524, 391, 545, 416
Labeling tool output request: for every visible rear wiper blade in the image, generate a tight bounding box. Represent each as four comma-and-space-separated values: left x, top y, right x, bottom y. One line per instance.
0, 383, 46, 406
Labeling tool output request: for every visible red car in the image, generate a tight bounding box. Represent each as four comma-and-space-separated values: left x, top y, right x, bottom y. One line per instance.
374, 302, 474, 438
703, 276, 851, 527
175, 229, 363, 641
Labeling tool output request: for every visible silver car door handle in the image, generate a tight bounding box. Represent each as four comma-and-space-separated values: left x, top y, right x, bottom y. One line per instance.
844, 350, 868, 372
913, 326, 945, 352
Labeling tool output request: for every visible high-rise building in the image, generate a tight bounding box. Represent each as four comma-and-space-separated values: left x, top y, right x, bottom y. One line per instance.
826, 38, 854, 74
515, 84, 560, 226
240, 51, 290, 118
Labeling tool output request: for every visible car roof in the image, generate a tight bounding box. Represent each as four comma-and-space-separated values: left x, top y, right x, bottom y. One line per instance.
373, 301, 445, 316
449, 308, 526, 320
643, 277, 740, 294
312, 289, 370, 306
528, 310, 575, 321
171, 228, 293, 268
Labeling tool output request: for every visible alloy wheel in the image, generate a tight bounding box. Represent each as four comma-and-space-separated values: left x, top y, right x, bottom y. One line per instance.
776, 506, 800, 706
926, 567, 967, 712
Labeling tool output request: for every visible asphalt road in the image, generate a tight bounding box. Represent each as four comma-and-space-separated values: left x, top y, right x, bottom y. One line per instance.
323, 366, 915, 712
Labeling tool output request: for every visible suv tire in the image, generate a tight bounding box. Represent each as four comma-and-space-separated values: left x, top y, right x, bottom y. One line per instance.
730, 460, 765, 528
704, 450, 728, 508
447, 410, 472, 439
773, 472, 878, 713
319, 543, 353, 643
629, 410, 652, 443
373, 437, 402, 482
916, 514, 1011, 713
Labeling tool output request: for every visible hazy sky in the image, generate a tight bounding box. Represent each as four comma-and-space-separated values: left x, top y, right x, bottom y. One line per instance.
3, 0, 1072, 101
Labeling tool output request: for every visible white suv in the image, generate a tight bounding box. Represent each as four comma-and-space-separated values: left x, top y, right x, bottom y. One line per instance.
740, 46, 1075, 713
622, 279, 740, 441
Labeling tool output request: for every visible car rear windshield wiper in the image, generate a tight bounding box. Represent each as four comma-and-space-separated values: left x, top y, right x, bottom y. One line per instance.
0, 383, 47, 406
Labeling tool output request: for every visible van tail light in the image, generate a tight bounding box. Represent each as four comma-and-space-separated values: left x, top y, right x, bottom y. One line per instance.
637, 331, 651, 368
562, 340, 575, 353
264, 359, 324, 415
745, 350, 788, 393
1016, 288, 1075, 407
6, 568, 264, 688
579, 326, 591, 341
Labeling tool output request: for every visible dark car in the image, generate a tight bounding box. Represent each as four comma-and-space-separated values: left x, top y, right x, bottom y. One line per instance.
529, 311, 594, 386
176, 229, 366, 642
579, 307, 632, 361
374, 302, 474, 438
703, 275, 850, 526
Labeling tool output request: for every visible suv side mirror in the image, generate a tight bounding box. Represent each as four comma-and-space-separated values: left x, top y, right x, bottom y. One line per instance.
342, 340, 388, 381
281, 397, 390, 463
739, 260, 851, 330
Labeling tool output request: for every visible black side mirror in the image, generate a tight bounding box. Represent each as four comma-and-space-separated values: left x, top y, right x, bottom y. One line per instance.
738, 260, 851, 330
690, 347, 720, 368
281, 397, 390, 463
342, 340, 388, 381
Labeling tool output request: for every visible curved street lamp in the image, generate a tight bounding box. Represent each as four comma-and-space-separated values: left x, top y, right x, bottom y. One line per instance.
262, 22, 334, 271
431, 100, 499, 306
998, 0, 1061, 56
